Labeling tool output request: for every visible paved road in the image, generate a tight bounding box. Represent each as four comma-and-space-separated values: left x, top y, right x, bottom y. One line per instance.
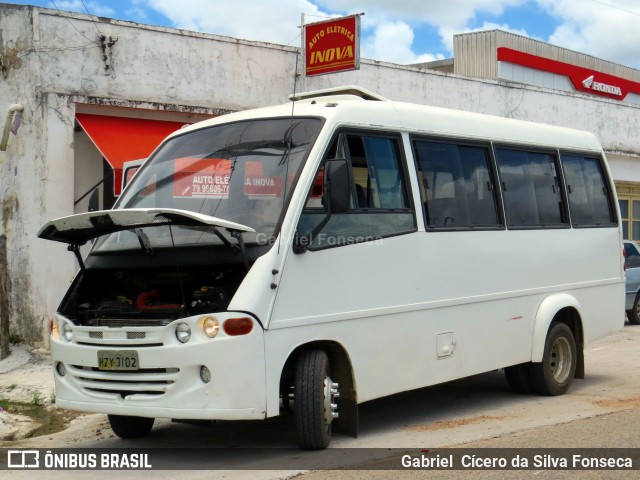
3, 323, 640, 479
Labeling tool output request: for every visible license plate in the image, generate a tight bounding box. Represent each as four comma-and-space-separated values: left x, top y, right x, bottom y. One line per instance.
98, 350, 139, 371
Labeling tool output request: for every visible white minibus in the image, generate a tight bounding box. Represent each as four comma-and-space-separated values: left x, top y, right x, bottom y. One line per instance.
39, 86, 624, 449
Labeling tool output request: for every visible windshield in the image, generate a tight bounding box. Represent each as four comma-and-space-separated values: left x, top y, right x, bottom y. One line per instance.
95, 117, 322, 252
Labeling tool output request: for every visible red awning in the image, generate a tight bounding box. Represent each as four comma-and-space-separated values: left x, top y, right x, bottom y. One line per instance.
76, 113, 186, 195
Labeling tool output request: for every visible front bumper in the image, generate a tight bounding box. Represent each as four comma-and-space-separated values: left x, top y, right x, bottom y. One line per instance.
51, 312, 267, 420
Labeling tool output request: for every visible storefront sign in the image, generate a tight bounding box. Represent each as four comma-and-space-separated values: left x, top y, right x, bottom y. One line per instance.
304, 15, 361, 77
497, 47, 640, 101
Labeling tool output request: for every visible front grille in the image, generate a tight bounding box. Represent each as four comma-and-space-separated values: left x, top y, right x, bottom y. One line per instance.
74, 327, 163, 347
69, 365, 180, 398
127, 332, 146, 340
88, 318, 172, 328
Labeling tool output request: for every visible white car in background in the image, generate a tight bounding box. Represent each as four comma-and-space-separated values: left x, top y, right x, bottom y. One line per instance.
624, 240, 640, 325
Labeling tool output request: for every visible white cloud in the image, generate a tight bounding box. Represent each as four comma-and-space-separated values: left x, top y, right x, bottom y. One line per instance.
55, 0, 116, 17
317, 0, 527, 61
536, 0, 640, 68
439, 21, 536, 52
316, 0, 526, 26
362, 21, 444, 64
144, 0, 330, 46
125, 7, 149, 22
140, 0, 640, 68
142, 0, 527, 64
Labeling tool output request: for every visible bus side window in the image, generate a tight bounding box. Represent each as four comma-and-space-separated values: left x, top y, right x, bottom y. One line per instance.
495, 148, 567, 228
561, 154, 616, 226
413, 140, 501, 229
299, 132, 415, 249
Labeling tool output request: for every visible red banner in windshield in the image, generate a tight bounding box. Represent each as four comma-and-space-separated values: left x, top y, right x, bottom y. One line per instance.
173, 158, 231, 198
173, 158, 283, 198
244, 161, 281, 197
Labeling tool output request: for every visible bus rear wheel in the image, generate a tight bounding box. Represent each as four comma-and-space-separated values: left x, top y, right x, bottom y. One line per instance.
108, 414, 155, 439
530, 322, 577, 396
294, 349, 339, 449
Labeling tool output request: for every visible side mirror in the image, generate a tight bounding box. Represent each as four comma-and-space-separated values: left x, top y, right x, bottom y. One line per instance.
324, 159, 350, 214
293, 159, 351, 254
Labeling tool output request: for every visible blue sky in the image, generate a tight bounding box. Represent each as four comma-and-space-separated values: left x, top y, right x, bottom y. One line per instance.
5, 0, 640, 68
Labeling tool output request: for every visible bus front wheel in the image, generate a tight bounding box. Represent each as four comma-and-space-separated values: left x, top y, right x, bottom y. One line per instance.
530, 322, 577, 396
294, 349, 339, 449
108, 414, 155, 439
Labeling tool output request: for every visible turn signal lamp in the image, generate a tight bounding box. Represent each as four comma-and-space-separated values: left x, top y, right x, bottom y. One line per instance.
50, 318, 60, 340
223, 317, 253, 336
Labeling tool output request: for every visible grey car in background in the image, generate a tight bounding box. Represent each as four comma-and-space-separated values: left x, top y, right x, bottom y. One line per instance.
625, 240, 640, 325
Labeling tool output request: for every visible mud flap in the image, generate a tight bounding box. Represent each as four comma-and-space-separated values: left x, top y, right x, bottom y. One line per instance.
333, 398, 358, 438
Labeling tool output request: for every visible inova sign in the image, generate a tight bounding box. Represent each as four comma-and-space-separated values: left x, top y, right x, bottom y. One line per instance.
304, 15, 361, 77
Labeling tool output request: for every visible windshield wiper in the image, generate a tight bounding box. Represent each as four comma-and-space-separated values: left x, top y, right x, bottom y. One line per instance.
210, 140, 293, 158
230, 230, 249, 271
210, 226, 237, 250
135, 228, 154, 255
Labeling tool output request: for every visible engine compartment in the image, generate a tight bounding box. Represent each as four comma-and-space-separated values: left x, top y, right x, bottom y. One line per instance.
60, 265, 245, 327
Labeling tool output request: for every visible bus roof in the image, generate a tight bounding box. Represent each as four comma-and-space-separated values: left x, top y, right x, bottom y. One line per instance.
174, 85, 603, 153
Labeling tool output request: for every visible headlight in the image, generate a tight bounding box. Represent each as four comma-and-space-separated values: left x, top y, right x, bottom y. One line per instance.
175, 322, 191, 343
202, 317, 220, 338
61, 322, 74, 342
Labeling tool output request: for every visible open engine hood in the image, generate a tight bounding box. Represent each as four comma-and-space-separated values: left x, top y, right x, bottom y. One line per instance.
37, 208, 255, 246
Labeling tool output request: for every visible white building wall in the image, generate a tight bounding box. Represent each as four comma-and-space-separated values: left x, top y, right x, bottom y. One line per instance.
1, 4, 639, 343
73, 131, 103, 214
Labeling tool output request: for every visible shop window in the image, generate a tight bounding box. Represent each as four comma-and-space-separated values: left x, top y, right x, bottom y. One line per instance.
618, 195, 640, 240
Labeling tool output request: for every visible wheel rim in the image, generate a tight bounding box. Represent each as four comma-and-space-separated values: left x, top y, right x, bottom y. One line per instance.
323, 376, 340, 428
635, 298, 640, 320
549, 337, 572, 383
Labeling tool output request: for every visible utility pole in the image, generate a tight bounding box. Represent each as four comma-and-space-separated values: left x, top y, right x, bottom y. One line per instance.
0, 234, 9, 359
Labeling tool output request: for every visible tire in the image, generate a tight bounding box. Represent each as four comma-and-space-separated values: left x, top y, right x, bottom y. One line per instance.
108, 414, 155, 439
504, 363, 533, 394
530, 322, 577, 396
629, 292, 640, 325
294, 350, 338, 449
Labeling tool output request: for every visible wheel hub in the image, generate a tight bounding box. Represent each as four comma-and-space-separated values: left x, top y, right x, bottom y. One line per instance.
550, 337, 572, 383
323, 377, 340, 425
